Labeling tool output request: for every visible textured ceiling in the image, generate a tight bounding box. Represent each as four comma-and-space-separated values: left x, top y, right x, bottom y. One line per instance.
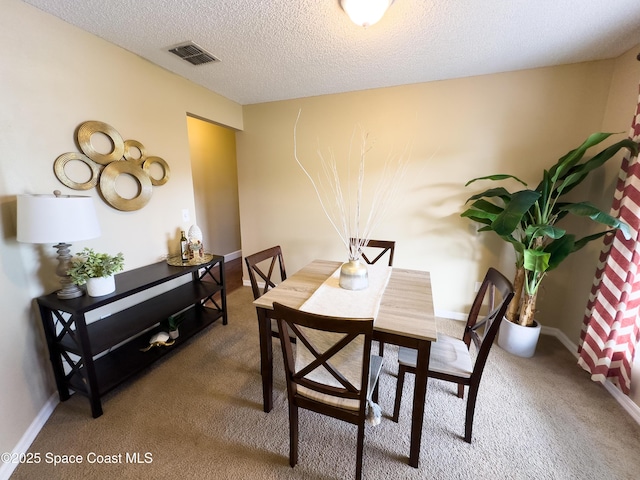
23, 0, 640, 105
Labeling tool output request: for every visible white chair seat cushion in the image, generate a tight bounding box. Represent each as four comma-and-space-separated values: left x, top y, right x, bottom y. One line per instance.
297, 354, 383, 411
398, 334, 472, 378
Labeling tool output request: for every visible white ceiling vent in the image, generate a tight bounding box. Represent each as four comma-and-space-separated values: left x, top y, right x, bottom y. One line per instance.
168, 42, 220, 66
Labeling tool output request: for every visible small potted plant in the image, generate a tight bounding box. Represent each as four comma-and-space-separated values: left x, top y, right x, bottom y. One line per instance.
67, 248, 125, 297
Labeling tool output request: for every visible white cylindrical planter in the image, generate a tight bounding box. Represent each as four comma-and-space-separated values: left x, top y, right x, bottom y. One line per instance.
86, 275, 116, 297
498, 318, 541, 358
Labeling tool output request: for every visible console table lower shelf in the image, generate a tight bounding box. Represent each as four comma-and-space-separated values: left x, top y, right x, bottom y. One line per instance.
68, 306, 221, 408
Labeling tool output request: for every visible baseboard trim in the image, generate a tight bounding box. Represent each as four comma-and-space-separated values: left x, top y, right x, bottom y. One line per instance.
434, 308, 467, 321
224, 250, 242, 262
0, 394, 59, 480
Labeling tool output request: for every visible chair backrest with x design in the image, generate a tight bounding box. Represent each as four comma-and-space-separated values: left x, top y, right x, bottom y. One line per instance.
462, 267, 514, 377
351, 239, 395, 267
244, 245, 287, 301
277, 305, 372, 411
273, 302, 381, 480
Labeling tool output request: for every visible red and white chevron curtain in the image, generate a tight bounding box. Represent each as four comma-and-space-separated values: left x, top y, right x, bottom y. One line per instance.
578, 84, 640, 394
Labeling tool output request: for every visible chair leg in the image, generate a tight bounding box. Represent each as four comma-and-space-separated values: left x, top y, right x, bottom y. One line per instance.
392, 365, 407, 422
464, 386, 479, 443
289, 404, 299, 466
378, 341, 385, 356
355, 423, 365, 480
457, 383, 465, 399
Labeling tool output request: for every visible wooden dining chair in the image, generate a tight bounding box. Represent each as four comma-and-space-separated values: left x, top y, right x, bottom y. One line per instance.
245, 245, 287, 300
245, 246, 293, 341
273, 302, 383, 480
392, 267, 514, 443
352, 239, 395, 356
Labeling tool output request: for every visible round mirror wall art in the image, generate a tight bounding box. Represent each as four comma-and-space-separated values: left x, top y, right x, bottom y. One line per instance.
53, 152, 100, 190
100, 161, 153, 211
143, 156, 171, 186
123, 139, 147, 165
77, 121, 125, 165
53, 120, 171, 211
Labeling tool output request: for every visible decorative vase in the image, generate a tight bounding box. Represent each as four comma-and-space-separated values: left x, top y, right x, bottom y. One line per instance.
497, 318, 541, 358
187, 224, 205, 262
86, 275, 116, 297
339, 259, 369, 290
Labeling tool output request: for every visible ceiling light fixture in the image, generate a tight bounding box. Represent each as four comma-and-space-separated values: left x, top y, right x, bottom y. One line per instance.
340, 0, 394, 28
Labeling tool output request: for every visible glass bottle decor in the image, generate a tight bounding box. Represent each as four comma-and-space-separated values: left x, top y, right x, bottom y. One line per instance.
180, 230, 188, 263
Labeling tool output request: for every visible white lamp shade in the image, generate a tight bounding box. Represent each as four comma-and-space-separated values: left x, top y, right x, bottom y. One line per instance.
341, 0, 393, 27
17, 193, 101, 244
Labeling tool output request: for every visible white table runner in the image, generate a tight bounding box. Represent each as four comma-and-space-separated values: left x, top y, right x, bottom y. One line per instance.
299, 262, 392, 320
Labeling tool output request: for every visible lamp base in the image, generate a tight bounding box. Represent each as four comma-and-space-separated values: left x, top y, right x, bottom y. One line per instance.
54, 242, 84, 299
56, 281, 84, 299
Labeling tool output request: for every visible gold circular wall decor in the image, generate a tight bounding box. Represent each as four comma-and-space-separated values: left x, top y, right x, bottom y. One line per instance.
53, 152, 101, 190
143, 156, 170, 186
123, 139, 147, 165
77, 121, 125, 165
99, 161, 152, 211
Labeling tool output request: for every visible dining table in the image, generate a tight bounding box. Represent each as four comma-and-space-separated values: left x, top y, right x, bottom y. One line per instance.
252, 259, 437, 468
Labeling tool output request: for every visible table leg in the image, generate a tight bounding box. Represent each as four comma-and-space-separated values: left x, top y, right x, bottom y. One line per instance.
257, 308, 274, 412
409, 340, 431, 468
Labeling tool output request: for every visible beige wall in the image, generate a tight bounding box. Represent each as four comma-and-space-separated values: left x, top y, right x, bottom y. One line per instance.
187, 116, 241, 257
236, 46, 640, 407
237, 61, 617, 317
0, 0, 242, 463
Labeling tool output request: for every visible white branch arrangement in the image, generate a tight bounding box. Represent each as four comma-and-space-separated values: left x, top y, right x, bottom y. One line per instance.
293, 110, 411, 261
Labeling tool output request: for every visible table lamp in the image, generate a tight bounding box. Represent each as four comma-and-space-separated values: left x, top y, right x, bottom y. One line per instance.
17, 190, 101, 299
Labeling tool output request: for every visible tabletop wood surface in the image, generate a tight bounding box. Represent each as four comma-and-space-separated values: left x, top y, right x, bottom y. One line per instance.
253, 259, 437, 342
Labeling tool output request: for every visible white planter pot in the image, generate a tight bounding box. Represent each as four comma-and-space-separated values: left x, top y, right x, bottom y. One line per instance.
498, 318, 541, 358
86, 275, 116, 297
169, 329, 179, 340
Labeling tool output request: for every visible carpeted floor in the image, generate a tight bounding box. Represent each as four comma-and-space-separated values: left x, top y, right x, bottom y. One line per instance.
10, 286, 640, 479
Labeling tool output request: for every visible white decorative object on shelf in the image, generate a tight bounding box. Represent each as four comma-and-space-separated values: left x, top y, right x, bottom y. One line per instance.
187, 224, 204, 261
187, 224, 202, 242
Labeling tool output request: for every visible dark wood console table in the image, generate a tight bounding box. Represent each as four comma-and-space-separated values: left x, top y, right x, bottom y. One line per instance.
36, 256, 226, 418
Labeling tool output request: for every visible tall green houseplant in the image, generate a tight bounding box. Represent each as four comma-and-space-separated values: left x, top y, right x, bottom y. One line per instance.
461, 133, 638, 327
